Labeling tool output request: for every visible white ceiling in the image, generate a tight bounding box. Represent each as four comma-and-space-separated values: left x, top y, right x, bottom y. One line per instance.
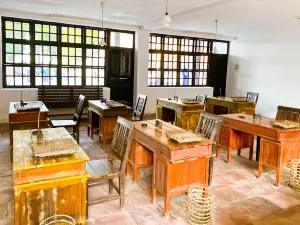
1, 0, 300, 41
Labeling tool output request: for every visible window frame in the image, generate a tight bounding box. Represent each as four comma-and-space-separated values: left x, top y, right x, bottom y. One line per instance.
2, 16, 135, 88
148, 33, 230, 87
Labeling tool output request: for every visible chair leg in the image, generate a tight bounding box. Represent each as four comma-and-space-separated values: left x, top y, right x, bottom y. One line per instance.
208, 157, 214, 185
86, 183, 89, 218
249, 147, 253, 161
119, 175, 125, 208
108, 179, 113, 195
76, 126, 80, 144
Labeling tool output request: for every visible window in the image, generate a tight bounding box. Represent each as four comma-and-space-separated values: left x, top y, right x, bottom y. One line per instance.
148, 33, 229, 87
2, 17, 135, 88
86, 49, 105, 86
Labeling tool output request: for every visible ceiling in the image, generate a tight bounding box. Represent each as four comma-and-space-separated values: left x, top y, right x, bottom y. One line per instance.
1, 0, 300, 41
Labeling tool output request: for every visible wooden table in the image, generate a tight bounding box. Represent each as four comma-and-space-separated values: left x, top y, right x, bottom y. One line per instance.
206, 97, 255, 115
9, 101, 49, 162
217, 113, 300, 186
127, 120, 214, 215
88, 100, 131, 146
13, 128, 89, 225
156, 98, 205, 131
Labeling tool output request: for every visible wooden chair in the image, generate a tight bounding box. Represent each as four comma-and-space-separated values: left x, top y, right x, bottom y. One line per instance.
86, 117, 134, 209
276, 106, 300, 122
50, 94, 85, 144
196, 94, 207, 104
132, 94, 147, 121
246, 92, 259, 105
195, 112, 223, 185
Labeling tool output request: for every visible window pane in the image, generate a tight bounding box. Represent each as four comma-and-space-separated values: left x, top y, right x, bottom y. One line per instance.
212, 42, 228, 54
110, 32, 133, 48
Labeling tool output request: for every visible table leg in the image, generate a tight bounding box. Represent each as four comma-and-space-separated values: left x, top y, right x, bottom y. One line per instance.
227, 147, 232, 163
216, 146, 220, 157
256, 136, 261, 161
133, 167, 139, 183
152, 156, 157, 204
164, 163, 170, 216
258, 140, 263, 178
237, 149, 241, 156
275, 147, 283, 186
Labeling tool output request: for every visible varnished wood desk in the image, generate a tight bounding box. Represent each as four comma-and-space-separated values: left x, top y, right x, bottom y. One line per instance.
218, 114, 300, 186
13, 128, 89, 225
88, 100, 131, 146
156, 98, 205, 131
206, 97, 255, 115
9, 101, 49, 162
127, 120, 214, 216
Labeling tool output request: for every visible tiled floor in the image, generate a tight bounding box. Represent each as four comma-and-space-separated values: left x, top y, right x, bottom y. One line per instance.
0, 124, 300, 225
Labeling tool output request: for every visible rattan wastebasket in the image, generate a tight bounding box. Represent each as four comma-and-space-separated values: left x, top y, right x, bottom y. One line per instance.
186, 186, 214, 225
288, 159, 300, 192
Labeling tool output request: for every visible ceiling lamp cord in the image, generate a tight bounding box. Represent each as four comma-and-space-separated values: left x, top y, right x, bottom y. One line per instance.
100, 2, 107, 46
161, 0, 171, 27
212, 20, 218, 53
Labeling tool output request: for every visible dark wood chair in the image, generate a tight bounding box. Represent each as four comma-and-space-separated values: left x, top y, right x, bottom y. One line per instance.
276, 106, 300, 122
132, 94, 147, 121
195, 112, 223, 185
246, 92, 259, 105
86, 117, 134, 209
50, 94, 85, 144
196, 94, 207, 104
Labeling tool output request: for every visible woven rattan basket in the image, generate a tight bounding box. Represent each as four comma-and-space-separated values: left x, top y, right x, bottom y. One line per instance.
288, 159, 300, 192
39, 215, 75, 225
186, 186, 214, 225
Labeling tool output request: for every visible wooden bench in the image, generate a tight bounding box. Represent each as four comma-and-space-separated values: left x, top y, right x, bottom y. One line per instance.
38, 87, 104, 118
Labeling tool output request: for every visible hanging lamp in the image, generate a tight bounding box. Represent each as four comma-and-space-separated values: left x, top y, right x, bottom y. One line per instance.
99, 2, 107, 46
212, 20, 218, 53
161, 0, 172, 27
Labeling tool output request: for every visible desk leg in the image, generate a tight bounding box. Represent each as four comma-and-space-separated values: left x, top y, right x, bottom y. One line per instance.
256, 136, 261, 161
9, 124, 13, 163
152, 155, 157, 204
164, 163, 170, 216
227, 147, 232, 163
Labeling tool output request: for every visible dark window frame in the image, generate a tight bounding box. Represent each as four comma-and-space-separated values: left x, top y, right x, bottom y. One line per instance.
2, 16, 135, 88
148, 33, 230, 87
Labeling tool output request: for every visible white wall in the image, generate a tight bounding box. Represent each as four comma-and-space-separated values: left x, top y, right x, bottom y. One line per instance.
227, 41, 300, 118
135, 31, 214, 114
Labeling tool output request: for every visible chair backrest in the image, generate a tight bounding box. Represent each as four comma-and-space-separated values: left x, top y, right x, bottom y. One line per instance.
276, 106, 300, 122
196, 94, 207, 104
133, 94, 147, 120
109, 117, 134, 172
246, 92, 259, 104
196, 112, 223, 142
73, 94, 85, 125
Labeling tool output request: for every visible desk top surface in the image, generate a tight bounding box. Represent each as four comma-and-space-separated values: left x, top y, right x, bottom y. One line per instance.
13, 127, 89, 171
222, 113, 300, 133
9, 101, 49, 114
134, 120, 213, 151
88, 100, 130, 111
157, 98, 205, 111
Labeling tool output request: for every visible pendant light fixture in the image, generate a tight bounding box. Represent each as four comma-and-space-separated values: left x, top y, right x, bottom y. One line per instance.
161, 0, 172, 27
212, 20, 218, 53
99, 2, 107, 46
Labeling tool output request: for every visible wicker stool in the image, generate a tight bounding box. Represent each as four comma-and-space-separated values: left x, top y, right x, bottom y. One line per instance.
289, 159, 300, 192
186, 186, 214, 225
39, 215, 75, 225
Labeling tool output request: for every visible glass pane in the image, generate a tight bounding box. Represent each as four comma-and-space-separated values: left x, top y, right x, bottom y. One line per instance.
110, 32, 133, 48
5, 21, 13, 30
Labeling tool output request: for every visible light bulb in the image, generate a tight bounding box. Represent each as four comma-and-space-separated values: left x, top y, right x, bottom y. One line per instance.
99, 38, 106, 46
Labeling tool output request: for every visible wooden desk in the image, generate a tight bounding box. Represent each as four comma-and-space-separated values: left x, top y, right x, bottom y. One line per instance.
13, 128, 89, 225
206, 97, 255, 115
88, 100, 131, 146
9, 101, 49, 162
128, 120, 214, 215
156, 98, 205, 131
218, 114, 300, 186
